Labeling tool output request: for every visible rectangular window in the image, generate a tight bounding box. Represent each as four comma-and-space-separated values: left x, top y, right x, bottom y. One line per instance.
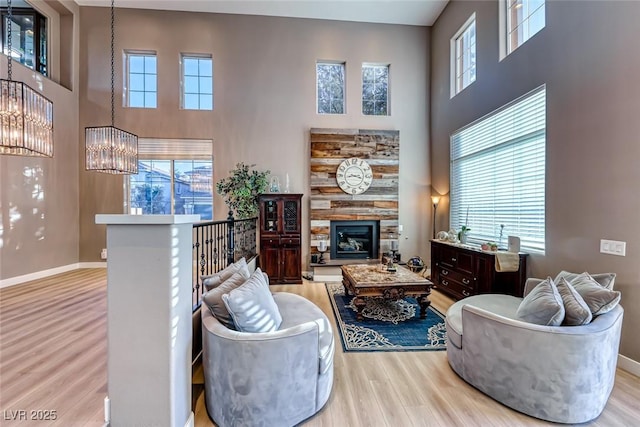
502, 0, 545, 57
451, 14, 476, 97
124, 51, 157, 108
317, 61, 345, 114
181, 54, 213, 110
450, 85, 546, 253
1, 6, 48, 76
126, 139, 213, 220
362, 64, 389, 116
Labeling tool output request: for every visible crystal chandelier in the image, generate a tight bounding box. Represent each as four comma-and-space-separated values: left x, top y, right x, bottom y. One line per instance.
85, 0, 138, 174
0, 0, 54, 157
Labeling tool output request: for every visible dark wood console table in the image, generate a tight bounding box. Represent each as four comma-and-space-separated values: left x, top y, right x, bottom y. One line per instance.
430, 240, 528, 300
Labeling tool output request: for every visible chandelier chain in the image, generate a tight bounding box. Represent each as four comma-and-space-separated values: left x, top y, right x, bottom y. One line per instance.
6, 0, 12, 80
110, 0, 115, 126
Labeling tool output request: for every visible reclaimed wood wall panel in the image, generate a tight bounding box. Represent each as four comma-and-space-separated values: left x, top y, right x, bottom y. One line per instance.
309, 128, 400, 256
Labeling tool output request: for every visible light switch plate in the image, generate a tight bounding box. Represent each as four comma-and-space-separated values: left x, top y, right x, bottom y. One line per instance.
600, 239, 626, 256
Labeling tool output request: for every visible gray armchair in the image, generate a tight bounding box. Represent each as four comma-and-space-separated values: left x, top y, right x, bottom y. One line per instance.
446, 278, 623, 424
201, 292, 334, 427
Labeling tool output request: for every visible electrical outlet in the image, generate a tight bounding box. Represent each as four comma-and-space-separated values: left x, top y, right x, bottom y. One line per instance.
600, 239, 626, 256
101, 248, 108, 260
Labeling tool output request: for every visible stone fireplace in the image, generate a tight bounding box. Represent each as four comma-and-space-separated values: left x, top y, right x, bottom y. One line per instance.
330, 220, 379, 260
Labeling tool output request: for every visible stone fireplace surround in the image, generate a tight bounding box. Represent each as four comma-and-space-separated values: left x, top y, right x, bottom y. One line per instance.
309, 128, 399, 263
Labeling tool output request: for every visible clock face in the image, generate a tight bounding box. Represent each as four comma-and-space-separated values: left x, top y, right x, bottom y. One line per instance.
336, 158, 373, 195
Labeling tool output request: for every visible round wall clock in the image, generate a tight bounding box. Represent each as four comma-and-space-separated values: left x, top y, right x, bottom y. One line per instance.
336, 157, 373, 195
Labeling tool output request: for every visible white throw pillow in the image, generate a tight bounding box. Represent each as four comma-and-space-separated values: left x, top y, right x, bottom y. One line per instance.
202, 257, 250, 291
222, 268, 282, 333
516, 277, 565, 326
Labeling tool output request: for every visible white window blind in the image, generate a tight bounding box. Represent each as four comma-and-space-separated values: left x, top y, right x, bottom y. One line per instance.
137, 138, 212, 160
450, 85, 546, 253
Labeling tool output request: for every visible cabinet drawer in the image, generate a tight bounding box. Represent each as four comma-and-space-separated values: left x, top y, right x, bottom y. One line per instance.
437, 266, 474, 288
261, 237, 280, 246
281, 237, 300, 246
437, 277, 473, 299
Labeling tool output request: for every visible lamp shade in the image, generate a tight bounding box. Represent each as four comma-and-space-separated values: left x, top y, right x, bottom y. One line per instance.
85, 126, 138, 174
0, 79, 54, 157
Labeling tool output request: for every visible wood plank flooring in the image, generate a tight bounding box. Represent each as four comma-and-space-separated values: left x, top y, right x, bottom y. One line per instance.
2, 269, 640, 426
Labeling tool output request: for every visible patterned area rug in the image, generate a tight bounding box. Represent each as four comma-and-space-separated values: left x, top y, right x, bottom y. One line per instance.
325, 282, 447, 352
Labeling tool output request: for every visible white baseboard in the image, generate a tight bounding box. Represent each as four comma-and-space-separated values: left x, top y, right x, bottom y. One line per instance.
0, 262, 106, 289
618, 354, 640, 377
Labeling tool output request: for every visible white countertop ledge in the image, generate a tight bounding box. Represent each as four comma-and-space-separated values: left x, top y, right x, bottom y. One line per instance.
96, 214, 201, 225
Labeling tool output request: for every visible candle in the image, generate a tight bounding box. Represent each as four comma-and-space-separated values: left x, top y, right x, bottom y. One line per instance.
104, 396, 110, 422
318, 240, 327, 251
398, 225, 403, 233
391, 240, 398, 251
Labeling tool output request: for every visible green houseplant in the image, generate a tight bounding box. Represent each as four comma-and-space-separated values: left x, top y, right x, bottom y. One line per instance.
216, 163, 270, 219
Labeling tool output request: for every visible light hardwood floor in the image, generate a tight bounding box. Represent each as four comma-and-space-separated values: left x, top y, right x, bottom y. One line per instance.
1, 269, 640, 426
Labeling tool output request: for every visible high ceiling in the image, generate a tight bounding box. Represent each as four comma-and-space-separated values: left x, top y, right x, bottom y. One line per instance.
73, 0, 449, 26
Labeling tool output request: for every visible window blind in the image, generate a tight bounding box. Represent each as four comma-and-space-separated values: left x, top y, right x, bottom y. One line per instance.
137, 138, 212, 160
450, 85, 546, 253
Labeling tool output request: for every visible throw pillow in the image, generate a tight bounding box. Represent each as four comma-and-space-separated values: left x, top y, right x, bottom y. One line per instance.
555, 270, 616, 290
202, 257, 250, 291
202, 271, 251, 329
222, 268, 282, 333
516, 277, 565, 326
556, 277, 592, 326
568, 272, 621, 316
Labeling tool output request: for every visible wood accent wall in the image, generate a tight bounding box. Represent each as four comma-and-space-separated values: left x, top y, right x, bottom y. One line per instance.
309, 128, 399, 256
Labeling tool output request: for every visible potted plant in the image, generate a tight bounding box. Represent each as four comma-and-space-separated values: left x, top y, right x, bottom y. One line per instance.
458, 225, 471, 244
216, 163, 270, 219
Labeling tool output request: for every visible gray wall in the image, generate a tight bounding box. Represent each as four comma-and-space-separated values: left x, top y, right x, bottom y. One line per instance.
430, 0, 640, 361
0, 0, 80, 282
79, 8, 431, 267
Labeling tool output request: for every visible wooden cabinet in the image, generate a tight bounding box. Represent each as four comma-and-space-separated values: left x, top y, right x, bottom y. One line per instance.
431, 240, 528, 300
258, 194, 302, 284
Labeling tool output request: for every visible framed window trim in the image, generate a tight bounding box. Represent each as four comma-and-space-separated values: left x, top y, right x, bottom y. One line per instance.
450, 13, 476, 98
180, 52, 213, 110
499, 0, 546, 60
316, 60, 346, 115
362, 63, 390, 116
123, 49, 158, 108
449, 85, 546, 254
124, 138, 213, 219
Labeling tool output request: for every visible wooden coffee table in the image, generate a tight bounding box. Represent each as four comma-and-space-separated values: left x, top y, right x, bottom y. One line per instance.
341, 264, 434, 321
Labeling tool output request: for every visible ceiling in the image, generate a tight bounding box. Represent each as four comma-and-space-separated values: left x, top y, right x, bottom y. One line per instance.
73, 0, 449, 26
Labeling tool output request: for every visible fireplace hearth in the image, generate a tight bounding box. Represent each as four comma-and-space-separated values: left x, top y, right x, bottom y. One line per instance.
330, 220, 379, 260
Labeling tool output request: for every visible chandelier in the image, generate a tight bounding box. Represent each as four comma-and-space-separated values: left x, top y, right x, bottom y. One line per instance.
85, 0, 138, 174
0, 0, 54, 157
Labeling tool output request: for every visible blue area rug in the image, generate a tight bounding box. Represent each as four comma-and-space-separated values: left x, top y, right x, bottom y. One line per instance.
325, 282, 447, 352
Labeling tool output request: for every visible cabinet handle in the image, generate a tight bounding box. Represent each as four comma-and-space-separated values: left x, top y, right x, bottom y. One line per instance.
269, 239, 274, 243
442, 280, 449, 286
452, 258, 457, 262
462, 289, 470, 297
462, 278, 470, 285
441, 269, 449, 276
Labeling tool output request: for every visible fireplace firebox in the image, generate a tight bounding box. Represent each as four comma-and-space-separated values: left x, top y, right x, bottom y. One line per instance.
330, 220, 379, 260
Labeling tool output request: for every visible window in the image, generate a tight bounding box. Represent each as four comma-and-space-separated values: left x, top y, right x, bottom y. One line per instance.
316, 62, 345, 114
362, 64, 389, 115
450, 85, 546, 253
181, 54, 213, 110
124, 51, 157, 108
451, 14, 476, 97
127, 139, 213, 220
1, 5, 48, 76
502, 0, 545, 57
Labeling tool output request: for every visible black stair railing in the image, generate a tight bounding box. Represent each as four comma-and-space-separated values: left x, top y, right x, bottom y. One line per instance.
192, 211, 258, 309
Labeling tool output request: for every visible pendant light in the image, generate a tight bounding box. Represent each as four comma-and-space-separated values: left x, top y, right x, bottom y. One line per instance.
85, 0, 138, 174
0, 0, 54, 157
